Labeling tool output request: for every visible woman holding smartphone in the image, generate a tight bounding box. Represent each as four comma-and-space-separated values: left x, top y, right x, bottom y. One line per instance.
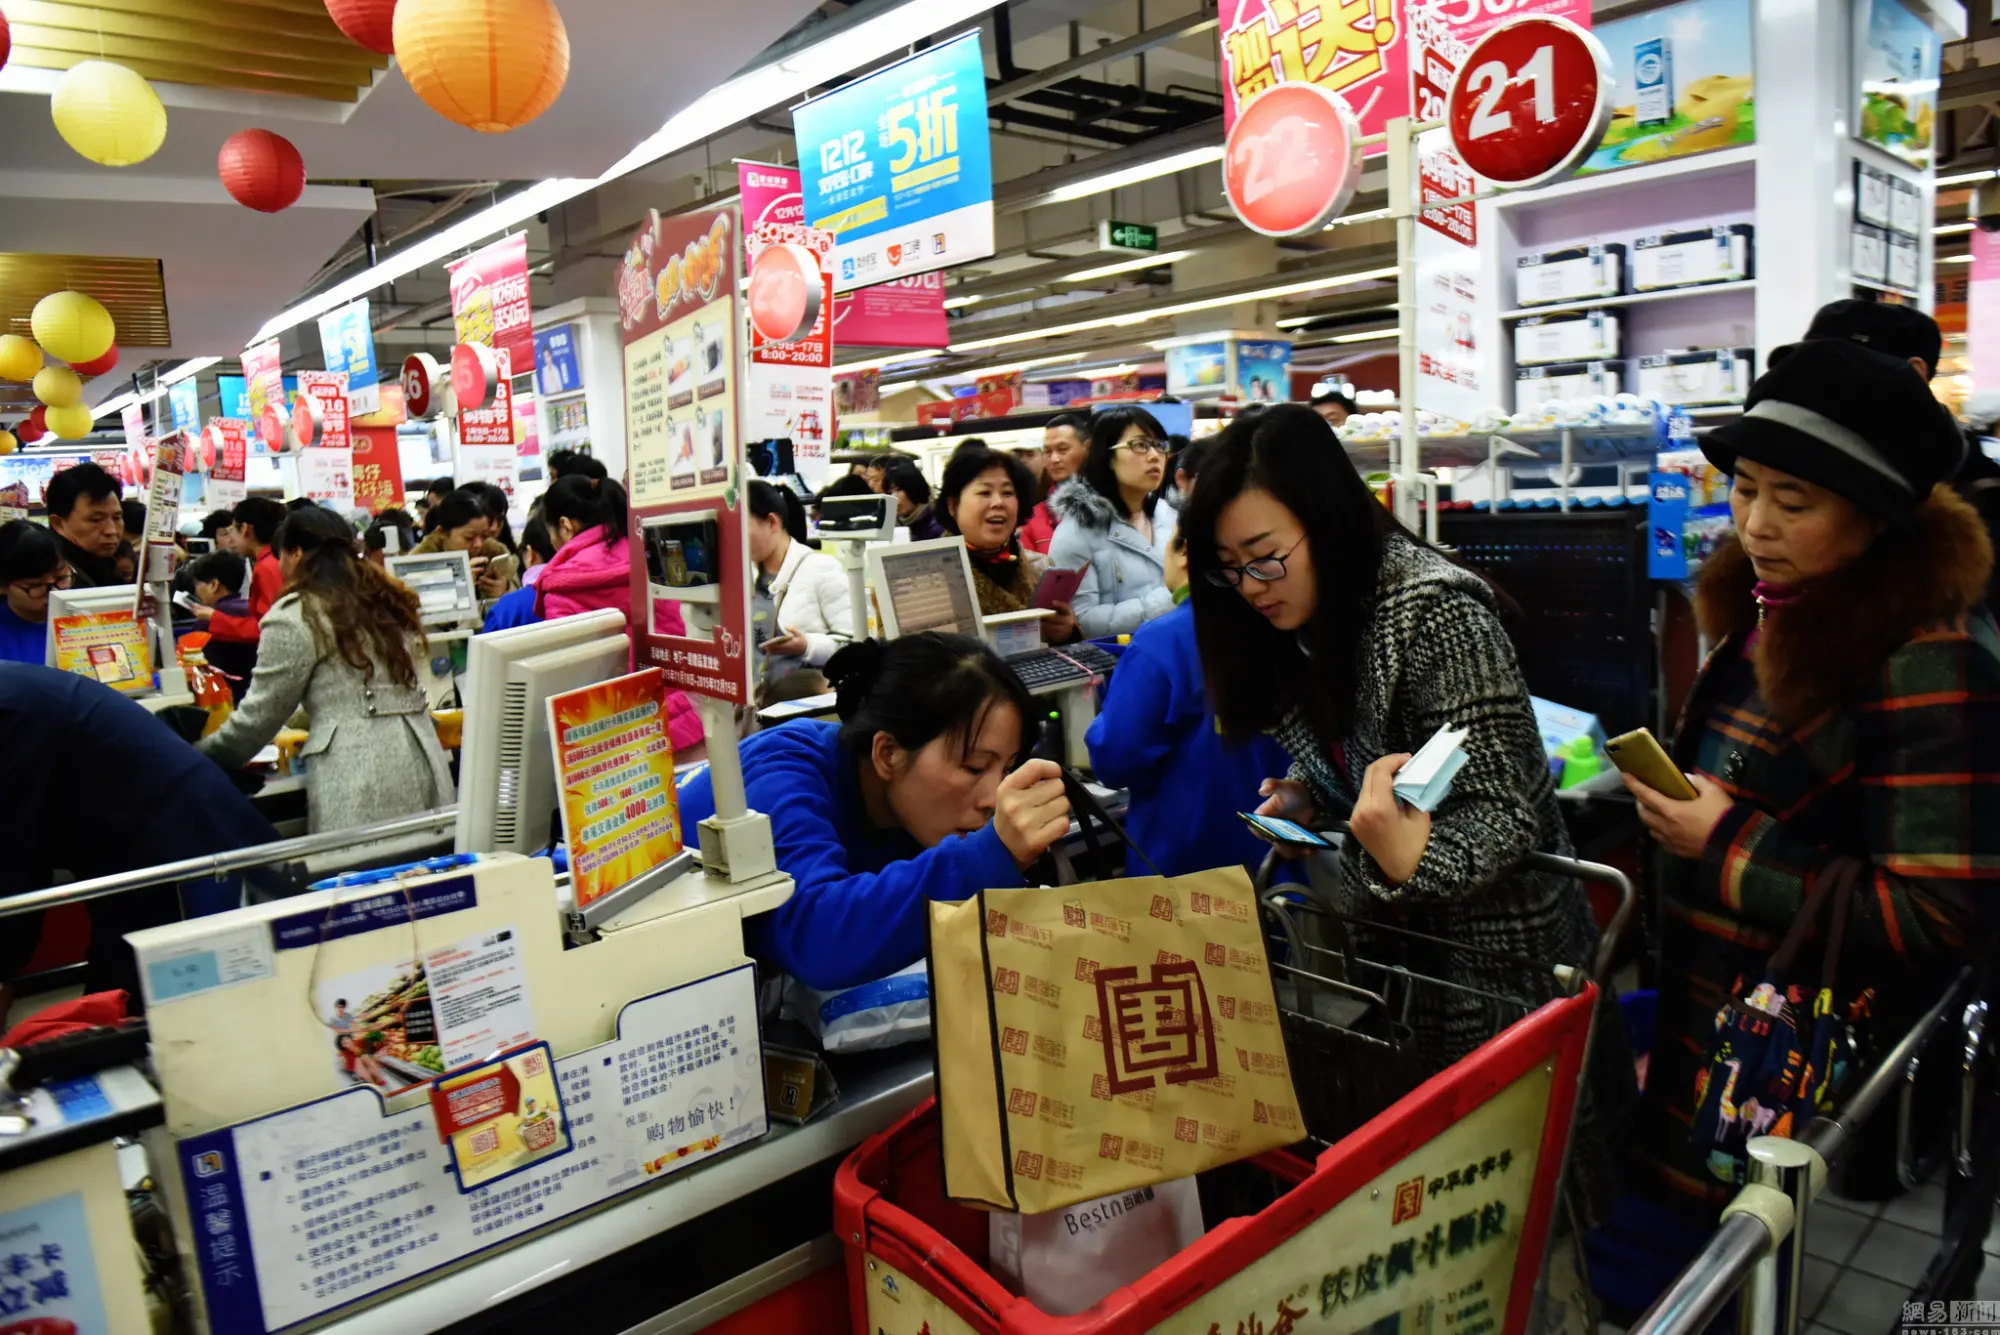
1617, 341, 2000, 1223
939, 445, 1078, 643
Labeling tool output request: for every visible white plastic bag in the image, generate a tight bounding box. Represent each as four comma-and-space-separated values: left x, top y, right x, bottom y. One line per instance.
987, 1177, 1206, 1316
780, 960, 930, 1053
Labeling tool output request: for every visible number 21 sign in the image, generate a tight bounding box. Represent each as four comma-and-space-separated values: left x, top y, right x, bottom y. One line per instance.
1446, 15, 1612, 189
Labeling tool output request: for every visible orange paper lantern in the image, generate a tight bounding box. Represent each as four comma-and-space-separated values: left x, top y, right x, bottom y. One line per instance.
326, 0, 398, 54
394, 0, 569, 134
219, 130, 306, 212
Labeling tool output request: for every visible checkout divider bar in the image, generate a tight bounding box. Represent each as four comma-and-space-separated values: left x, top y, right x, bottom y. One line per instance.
1630, 966, 1982, 1335
0, 806, 461, 918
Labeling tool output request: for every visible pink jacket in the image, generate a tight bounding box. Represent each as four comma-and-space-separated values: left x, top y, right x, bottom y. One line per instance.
1019, 499, 1057, 555
536, 526, 703, 753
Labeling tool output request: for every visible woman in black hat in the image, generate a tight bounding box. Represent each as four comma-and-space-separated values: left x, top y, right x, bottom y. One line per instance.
1620, 339, 2000, 1279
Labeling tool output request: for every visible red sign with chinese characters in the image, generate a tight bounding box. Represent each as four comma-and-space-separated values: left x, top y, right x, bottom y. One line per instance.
297, 370, 350, 453
448, 232, 534, 373
1445, 15, 1611, 189
351, 424, 404, 513
458, 349, 517, 446
1219, 0, 1403, 152
833, 272, 948, 348
1224, 81, 1365, 236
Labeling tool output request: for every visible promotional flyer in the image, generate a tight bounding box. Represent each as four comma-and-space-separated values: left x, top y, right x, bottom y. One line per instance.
458, 349, 518, 447
833, 271, 949, 347
240, 338, 284, 425
350, 424, 404, 513
534, 324, 583, 397
796, 31, 995, 291
0, 1191, 109, 1333
317, 297, 382, 417
548, 667, 685, 909
449, 232, 535, 372
298, 448, 355, 511
618, 206, 754, 706
298, 369, 352, 454
432, 1044, 571, 1192
740, 161, 835, 488
1854, 0, 1940, 169
1584, 0, 1753, 173
53, 610, 150, 693
1219, 0, 1404, 148
207, 420, 249, 511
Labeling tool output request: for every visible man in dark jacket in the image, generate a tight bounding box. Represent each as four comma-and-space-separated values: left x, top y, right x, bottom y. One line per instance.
0, 664, 281, 1013
43, 462, 125, 588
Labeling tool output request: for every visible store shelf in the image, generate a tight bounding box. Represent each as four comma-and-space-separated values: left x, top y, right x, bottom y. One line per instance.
1851, 276, 1923, 301
1343, 422, 1666, 471
1489, 145, 1757, 211
1501, 280, 1757, 321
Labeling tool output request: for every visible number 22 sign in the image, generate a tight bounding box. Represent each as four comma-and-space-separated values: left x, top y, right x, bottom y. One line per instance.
1222, 82, 1365, 238
1446, 15, 1612, 190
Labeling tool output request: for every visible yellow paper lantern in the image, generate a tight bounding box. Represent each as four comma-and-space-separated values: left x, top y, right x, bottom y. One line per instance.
44, 402, 95, 440
31, 290, 115, 365
33, 365, 82, 408
0, 431, 17, 456
51, 60, 166, 167
394, 0, 570, 134
0, 335, 41, 382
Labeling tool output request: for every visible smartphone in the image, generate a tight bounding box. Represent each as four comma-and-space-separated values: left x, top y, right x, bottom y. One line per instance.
1033, 565, 1087, 611
1604, 728, 1699, 800
1239, 812, 1335, 849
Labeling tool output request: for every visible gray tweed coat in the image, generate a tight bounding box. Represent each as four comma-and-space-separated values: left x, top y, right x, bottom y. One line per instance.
199, 593, 454, 833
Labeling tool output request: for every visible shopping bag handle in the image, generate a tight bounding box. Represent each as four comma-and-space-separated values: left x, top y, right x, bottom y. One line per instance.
1056, 766, 1162, 883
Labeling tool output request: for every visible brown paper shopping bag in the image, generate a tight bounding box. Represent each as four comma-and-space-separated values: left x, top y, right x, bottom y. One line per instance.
928, 866, 1305, 1214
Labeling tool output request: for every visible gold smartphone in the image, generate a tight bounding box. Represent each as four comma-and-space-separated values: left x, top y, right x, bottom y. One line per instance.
1605, 728, 1700, 800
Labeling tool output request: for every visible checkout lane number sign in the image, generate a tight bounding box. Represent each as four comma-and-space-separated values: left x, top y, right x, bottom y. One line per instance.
1444, 15, 1612, 190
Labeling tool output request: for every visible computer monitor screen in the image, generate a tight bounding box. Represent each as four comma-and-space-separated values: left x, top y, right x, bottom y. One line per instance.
387, 552, 477, 623
875, 541, 980, 637
45, 585, 143, 670
183, 537, 214, 557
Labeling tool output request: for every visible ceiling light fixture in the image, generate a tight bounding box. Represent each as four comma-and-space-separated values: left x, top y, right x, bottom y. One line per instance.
1040, 146, 1225, 206
1936, 222, 1976, 235
90, 356, 225, 419
1060, 250, 1196, 284
246, 0, 1013, 348
1938, 253, 1974, 264
1938, 170, 1998, 188
1327, 328, 1398, 344
941, 293, 984, 309
1324, 207, 1391, 229
834, 348, 950, 374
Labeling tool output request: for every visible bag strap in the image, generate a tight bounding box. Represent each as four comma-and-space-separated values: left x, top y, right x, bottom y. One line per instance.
1060, 766, 1163, 879
1816, 858, 1865, 988
1768, 857, 1863, 978
1767, 863, 1843, 975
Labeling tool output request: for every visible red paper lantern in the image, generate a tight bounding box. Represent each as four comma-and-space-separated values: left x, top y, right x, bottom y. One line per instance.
18, 407, 45, 444
1, 12, 12, 73
325, 0, 397, 54
219, 130, 306, 213
70, 343, 119, 377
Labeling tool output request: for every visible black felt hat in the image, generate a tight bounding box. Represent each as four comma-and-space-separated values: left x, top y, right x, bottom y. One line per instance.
1767, 298, 1942, 378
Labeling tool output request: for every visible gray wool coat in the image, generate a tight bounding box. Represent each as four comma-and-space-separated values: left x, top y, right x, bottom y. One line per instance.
199, 593, 455, 833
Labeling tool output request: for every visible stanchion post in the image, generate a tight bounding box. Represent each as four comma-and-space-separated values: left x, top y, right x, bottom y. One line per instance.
1739, 1137, 1821, 1335
1389, 113, 1421, 532
694, 693, 776, 882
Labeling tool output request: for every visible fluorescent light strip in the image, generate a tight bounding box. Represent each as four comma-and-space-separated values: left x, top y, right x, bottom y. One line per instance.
1324, 207, 1392, 229
1149, 330, 1239, 350
835, 348, 949, 374
1328, 328, 1397, 344
1061, 250, 1195, 284
948, 266, 1398, 355
90, 356, 224, 419
1938, 253, 1974, 264
941, 294, 983, 309
1936, 222, 1976, 235
247, 0, 1011, 348
1042, 146, 1224, 205
1939, 170, 1998, 188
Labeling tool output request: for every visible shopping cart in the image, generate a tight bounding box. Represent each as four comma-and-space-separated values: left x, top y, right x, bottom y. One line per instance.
834, 846, 1635, 1335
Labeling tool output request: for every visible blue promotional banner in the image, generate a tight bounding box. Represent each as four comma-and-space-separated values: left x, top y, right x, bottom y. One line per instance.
217, 374, 251, 420
169, 376, 202, 433
795, 30, 994, 293
534, 324, 582, 397
1236, 338, 1292, 404
317, 298, 381, 415
0, 1190, 110, 1331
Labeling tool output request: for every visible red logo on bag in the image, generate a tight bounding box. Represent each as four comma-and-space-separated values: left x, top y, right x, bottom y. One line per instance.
986, 909, 1008, 936
1149, 895, 1174, 921
1063, 902, 1085, 927
1190, 892, 1211, 915
1174, 1117, 1198, 1143
1099, 1134, 1124, 1159
1008, 1087, 1037, 1116
1094, 961, 1220, 1097
994, 967, 1020, 995
1091, 1073, 1111, 1100
1253, 1099, 1269, 1124
1014, 1150, 1043, 1180
1219, 996, 1237, 1019
1076, 958, 1099, 982
1083, 1014, 1103, 1041
1204, 942, 1226, 967
1393, 1176, 1425, 1225
1001, 1027, 1028, 1055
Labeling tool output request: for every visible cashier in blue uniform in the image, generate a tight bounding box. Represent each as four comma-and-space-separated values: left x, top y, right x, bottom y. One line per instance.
676, 633, 1071, 991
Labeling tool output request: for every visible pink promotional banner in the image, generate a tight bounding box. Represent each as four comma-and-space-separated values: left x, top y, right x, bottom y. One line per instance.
241, 338, 283, 421
834, 272, 948, 348
448, 232, 534, 373
297, 369, 351, 453
1219, 0, 1405, 149
741, 161, 837, 483
1974, 226, 2000, 390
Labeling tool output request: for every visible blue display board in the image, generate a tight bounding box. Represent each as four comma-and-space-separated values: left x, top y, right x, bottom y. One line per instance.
534, 325, 582, 397
795, 31, 995, 293
169, 377, 202, 433
316, 299, 379, 398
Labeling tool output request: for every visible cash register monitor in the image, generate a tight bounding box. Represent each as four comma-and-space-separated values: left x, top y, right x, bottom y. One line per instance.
455, 609, 627, 854
45, 584, 143, 669
865, 537, 983, 638
387, 551, 478, 625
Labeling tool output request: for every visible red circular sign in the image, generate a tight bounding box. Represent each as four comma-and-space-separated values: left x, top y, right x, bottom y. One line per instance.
1445, 15, 1612, 189
1223, 82, 1364, 237
258, 405, 288, 453
451, 342, 495, 412
289, 392, 321, 449
402, 353, 437, 418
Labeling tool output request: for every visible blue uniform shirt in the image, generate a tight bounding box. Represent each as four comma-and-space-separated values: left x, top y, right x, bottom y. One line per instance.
0, 603, 45, 665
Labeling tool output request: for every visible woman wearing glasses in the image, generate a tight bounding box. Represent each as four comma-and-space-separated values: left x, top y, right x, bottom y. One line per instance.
0, 521, 71, 664
1047, 406, 1179, 638
1178, 406, 1623, 1225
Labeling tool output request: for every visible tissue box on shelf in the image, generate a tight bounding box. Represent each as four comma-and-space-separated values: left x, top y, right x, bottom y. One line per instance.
1631, 225, 1754, 291
1532, 696, 1607, 761
1516, 244, 1626, 308
1516, 360, 1625, 410
1515, 311, 1621, 366
1637, 348, 1753, 406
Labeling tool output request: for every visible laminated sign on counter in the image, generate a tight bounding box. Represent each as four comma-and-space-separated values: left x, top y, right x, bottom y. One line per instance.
928, 866, 1303, 1214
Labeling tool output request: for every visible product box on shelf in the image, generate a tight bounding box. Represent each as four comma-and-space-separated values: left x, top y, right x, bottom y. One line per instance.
1515, 245, 1626, 308
1514, 311, 1621, 366
1852, 225, 1888, 285
1887, 233, 1920, 293
1636, 348, 1753, 407
1631, 225, 1754, 291
1515, 360, 1626, 410
1634, 36, 1674, 127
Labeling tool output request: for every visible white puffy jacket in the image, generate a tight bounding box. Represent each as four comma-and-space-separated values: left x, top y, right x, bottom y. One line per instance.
770, 538, 854, 666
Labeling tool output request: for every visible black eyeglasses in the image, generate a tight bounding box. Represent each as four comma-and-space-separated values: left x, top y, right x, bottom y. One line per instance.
1204, 537, 1303, 588
1112, 437, 1167, 458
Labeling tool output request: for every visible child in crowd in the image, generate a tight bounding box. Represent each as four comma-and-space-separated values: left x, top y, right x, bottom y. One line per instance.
187, 550, 254, 701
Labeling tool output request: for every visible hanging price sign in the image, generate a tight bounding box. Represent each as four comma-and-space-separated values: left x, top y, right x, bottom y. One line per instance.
1222, 82, 1365, 237
1445, 15, 1611, 190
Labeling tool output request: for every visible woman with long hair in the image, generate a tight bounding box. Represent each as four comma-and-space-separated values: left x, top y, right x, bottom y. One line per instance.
199, 506, 453, 832
748, 479, 850, 672
938, 446, 1076, 643
1047, 405, 1177, 637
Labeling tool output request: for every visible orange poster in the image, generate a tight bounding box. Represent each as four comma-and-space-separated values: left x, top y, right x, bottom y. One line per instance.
53, 610, 152, 694
547, 667, 683, 908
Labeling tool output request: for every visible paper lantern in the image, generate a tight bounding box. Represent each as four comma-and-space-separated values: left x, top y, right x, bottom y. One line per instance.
51, 60, 166, 167
70, 344, 119, 378
326, 0, 398, 53
219, 130, 306, 213
44, 402, 94, 440
31, 290, 115, 364
33, 365, 82, 408
0, 335, 41, 381
394, 0, 570, 134
1, 12, 11, 74
0, 431, 15, 456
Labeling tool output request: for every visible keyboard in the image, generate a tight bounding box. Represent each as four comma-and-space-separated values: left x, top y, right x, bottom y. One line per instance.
1006, 642, 1120, 692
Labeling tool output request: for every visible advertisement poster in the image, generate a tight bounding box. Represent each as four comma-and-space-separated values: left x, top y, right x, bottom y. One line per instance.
350, 424, 404, 513
169, 376, 201, 434
1855, 0, 1939, 169
458, 349, 517, 447
207, 419, 249, 512
534, 324, 582, 397
515, 391, 543, 481
179, 967, 764, 1335
1219, 0, 1404, 150
298, 448, 355, 512
740, 162, 835, 488
240, 338, 284, 425
1166, 341, 1228, 396
459, 444, 519, 511
217, 374, 251, 420
617, 205, 754, 706
121, 401, 145, 450
432, 1044, 570, 1192
314, 925, 534, 1095
1585, 0, 1752, 174
1236, 338, 1292, 402
1971, 226, 2000, 391
53, 610, 151, 693
548, 667, 684, 909
833, 271, 949, 347
448, 232, 534, 373
298, 369, 351, 454
317, 297, 381, 418
796, 31, 995, 292
0, 1190, 109, 1333
834, 369, 880, 415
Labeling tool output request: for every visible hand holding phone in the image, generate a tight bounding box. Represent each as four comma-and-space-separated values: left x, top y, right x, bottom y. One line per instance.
1033, 563, 1087, 611
1605, 728, 1699, 800
1239, 811, 1334, 850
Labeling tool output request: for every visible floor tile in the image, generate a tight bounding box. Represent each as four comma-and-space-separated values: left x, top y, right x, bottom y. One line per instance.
1814, 1269, 1913, 1335
1801, 1258, 1841, 1322
1805, 1203, 1874, 1265
1877, 1182, 1949, 1237
1978, 1264, 2000, 1301
1847, 1219, 1942, 1286
1826, 1188, 1887, 1220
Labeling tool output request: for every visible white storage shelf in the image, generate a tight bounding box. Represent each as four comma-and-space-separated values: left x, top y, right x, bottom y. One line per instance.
1501, 280, 1757, 321
1344, 423, 1668, 471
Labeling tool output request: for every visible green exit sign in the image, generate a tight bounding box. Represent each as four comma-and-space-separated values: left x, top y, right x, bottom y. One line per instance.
1098, 220, 1159, 253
